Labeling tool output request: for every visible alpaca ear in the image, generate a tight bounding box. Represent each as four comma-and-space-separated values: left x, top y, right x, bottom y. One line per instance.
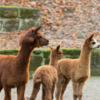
88, 34, 94, 41
34, 25, 42, 35
49, 46, 53, 50
56, 45, 60, 52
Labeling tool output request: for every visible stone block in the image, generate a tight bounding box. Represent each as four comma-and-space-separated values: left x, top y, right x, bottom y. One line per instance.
45, 58, 50, 65
91, 66, 100, 75
64, 55, 79, 59
91, 49, 100, 56
43, 49, 50, 58
32, 9, 41, 19
0, 49, 18, 55
62, 48, 71, 55
19, 19, 36, 30
30, 54, 43, 71
77, 33, 86, 39
62, 48, 81, 55
0, 6, 18, 18
2, 18, 19, 32
35, 18, 42, 27
19, 8, 40, 19
33, 49, 42, 55
0, 19, 3, 30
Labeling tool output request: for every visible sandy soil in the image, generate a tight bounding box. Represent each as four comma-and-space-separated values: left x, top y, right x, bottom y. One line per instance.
0, 77, 100, 100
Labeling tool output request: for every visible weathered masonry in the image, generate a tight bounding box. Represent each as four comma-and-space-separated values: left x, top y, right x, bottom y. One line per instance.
0, 6, 41, 32
0, 48, 100, 77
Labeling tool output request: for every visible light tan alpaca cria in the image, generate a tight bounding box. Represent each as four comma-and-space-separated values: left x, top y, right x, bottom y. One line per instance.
29, 45, 63, 100
55, 34, 100, 100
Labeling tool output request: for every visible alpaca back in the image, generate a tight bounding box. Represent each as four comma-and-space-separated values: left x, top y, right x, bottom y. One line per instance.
0, 55, 16, 83
33, 45, 63, 83
0, 55, 16, 69
57, 58, 79, 79
33, 65, 57, 83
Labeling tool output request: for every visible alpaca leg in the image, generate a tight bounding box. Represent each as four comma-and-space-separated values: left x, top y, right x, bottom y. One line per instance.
78, 82, 85, 100
42, 83, 52, 100
4, 86, 11, 100
51, 81, 56, 100
44, 88, 52, 100
0, 86, 3, 92
43, 83, 52, 100
42, 78, 52, 100
72, 82, 79, 100
60, 79, 70, 100
17, 84, 26, 100
42, 86, 45, 100
41, 74, 53, 100
55, 77, 65, 100
29, 82, 40, 100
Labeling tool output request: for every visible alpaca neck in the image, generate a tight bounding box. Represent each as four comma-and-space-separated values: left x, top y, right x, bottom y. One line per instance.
49, 57, 58, 68
79, 43, 91, 68
15, 45, 34, 70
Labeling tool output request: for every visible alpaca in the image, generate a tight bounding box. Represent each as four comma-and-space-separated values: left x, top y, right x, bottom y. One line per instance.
29, 45, 63, 100
0, 26, 49, 100
55, 34, 100, 100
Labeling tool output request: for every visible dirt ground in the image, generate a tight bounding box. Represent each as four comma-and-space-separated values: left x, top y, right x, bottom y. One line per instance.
0, 77, 100, 100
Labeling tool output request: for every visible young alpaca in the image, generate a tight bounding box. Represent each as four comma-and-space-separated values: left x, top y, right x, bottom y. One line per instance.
29, 45, 63, 100
0, 26, 49, 100
56, 34, 100, 100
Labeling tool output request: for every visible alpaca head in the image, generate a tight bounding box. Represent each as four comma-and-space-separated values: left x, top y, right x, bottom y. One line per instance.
50, 45, 63, 60
85, 34, 100, 50
19, 26, 49, 47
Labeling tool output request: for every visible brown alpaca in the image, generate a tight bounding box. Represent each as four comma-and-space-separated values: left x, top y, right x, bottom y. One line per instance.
29, 45, 63, 100
0, 26, 49, 100
55, 34, 100, 100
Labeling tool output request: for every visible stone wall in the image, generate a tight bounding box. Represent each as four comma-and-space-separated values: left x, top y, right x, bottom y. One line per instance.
0, 6, 41, 32
0, 48, 100, 78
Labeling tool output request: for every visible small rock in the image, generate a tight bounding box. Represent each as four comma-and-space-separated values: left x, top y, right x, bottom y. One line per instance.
51, 26, 58, 31
47, 4, 53, 8
77, 33, 86, 39
31, 2, 36, 7
57, 36, 62, 39
0, 41, 2, 43
67, 9, 75, 13
44, 31, 50, 34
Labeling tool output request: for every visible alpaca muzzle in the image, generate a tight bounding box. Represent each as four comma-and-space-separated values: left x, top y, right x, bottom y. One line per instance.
45, 40, 49, 46
97, 44, 100, 48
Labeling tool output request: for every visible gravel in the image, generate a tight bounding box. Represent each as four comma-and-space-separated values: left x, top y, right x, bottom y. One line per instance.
0, 77, 100, 100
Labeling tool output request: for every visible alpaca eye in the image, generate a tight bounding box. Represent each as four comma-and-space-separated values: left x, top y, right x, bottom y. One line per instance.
37, 36, 41, 40
92, 42, 95, 44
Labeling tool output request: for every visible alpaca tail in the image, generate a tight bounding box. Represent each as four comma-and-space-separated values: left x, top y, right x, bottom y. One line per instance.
36, 77, 41, 83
